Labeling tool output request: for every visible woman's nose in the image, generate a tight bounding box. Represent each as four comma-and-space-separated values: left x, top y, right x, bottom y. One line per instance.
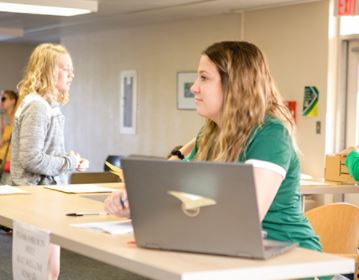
191, 80, 199, 95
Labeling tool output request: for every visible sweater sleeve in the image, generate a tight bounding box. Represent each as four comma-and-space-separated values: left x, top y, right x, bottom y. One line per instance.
18, 101, 78, 176
346, 150, 359, 181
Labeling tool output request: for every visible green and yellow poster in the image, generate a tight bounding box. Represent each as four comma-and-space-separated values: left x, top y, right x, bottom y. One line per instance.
303, 86, 319, 117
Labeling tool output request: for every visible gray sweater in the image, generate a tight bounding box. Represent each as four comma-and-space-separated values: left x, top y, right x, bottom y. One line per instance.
11, 93, 78, 185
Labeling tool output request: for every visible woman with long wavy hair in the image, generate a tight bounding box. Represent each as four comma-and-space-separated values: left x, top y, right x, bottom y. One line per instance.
105, 41, 322, 253
12, 43, 89, 280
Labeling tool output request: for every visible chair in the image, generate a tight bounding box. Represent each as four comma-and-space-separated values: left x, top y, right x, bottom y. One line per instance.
69, 172, 121, 184
305, 203, 359, 280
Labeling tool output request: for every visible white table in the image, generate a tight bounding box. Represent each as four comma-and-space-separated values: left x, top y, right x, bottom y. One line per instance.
0, 184, 354, 280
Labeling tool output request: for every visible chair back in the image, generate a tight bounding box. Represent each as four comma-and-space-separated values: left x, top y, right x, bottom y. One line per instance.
305, 203, 359, 253
305, 203, 359, 280
69, 172, 121, 184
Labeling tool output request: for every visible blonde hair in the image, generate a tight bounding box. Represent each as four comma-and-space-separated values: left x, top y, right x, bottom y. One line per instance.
196, 41, 296, 161
17, 43, 71, 107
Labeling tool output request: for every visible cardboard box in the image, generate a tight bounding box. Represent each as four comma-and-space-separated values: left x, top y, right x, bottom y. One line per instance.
324, 154, 356, 183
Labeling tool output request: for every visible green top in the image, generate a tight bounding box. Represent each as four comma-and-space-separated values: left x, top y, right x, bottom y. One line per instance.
187, 117, 322, 252
346, 150, 359, 181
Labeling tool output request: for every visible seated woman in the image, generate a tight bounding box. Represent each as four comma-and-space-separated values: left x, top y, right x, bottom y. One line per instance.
104, 41, 323, 257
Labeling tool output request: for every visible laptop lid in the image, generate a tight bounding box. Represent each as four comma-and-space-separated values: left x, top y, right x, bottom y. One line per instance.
122, 157, 292, 259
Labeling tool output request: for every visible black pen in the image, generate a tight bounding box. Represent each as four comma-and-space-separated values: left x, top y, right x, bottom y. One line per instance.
66, 212, 108, 217
119, 198, 126, 208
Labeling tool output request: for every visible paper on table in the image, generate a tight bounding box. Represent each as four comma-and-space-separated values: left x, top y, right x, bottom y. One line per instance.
0, 185, 30, 195
44, 184, 118, 193
71, 220, 133, 235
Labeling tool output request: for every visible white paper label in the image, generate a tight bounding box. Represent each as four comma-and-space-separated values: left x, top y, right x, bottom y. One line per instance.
12, 221, 50, 280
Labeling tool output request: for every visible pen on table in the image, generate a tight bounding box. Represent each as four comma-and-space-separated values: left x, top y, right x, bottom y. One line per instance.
66, 212, 109, 217
119, 198, 126, 208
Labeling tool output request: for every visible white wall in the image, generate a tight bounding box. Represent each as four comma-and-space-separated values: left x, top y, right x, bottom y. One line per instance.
0, 43, 35, 90
62, 14, 242, 170
62, 1, 330, 176
244, 1, 329, 177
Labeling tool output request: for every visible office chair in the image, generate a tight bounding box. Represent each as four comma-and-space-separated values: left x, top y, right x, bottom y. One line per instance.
305, 203, 359, 280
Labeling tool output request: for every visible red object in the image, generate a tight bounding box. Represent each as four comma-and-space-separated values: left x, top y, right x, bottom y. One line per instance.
285, 100, 297, 123
3, 161, 10, 172
337, 0, 357, 16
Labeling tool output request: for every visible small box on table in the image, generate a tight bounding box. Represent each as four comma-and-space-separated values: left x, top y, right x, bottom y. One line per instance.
324, 155, 356, 184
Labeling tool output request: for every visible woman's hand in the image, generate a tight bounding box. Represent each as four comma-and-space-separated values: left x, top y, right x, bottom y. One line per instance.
104, 190, 130, 218
70, 150, 89, 171
76, 158, 89, 171
338, 146, 359, 156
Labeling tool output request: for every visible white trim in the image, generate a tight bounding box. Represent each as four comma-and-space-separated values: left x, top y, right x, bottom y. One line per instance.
245, 159, 286, 178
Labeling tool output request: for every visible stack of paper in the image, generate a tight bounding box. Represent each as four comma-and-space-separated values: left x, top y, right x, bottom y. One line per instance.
44, 184, 118, 193
0, 185, 30, 195
71, 220, 133, 235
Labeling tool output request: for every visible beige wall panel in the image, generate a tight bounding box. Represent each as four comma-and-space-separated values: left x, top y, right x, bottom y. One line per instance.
62, 14, 242, 170
0, 43, 34, 91
244, 1, 329, 177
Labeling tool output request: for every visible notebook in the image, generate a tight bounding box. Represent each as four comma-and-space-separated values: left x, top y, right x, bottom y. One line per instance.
121, 157, 296, 259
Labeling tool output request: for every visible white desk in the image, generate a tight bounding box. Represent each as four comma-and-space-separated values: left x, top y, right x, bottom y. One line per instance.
301, 179, 359, 195
0, 184, 354, 280
301, 179, 359, 209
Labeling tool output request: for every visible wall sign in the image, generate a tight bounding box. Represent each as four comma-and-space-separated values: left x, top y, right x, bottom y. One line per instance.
303, 86, 319, 117
12, 221, 50, 280
335, 0, 358, 16
119, 70, 137, 135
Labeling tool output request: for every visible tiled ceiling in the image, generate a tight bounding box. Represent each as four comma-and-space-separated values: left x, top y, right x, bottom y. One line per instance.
0, 0, 318, 42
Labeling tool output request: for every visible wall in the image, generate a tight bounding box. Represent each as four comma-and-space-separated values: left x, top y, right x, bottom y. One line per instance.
244, 1, 329, 177
0, 43, 35, 90
62, 14, 242, 170
62, 1, 330, 176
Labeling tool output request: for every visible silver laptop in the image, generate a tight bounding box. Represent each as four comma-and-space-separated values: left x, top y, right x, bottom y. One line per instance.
121, 157, 296, 259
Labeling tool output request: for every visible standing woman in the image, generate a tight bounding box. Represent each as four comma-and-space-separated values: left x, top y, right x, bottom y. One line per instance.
0, 90, 18, 184
12, 43, 89, 279
105, 41, 322, 253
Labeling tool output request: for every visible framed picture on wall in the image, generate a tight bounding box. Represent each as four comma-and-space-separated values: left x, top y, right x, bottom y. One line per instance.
177, 72, 197, 110
119, 70, 137, 134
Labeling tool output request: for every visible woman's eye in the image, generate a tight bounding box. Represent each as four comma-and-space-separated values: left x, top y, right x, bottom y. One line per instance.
200, 75, 207, 81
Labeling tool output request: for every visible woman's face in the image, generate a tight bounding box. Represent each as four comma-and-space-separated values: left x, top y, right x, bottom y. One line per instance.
1, 94, 15, 112
55, 53, 74, 94
191, 55, 224, 124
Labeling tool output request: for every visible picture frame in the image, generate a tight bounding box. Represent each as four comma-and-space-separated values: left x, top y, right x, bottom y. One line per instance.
119, 70, 137, 134
177, 72, 197, 110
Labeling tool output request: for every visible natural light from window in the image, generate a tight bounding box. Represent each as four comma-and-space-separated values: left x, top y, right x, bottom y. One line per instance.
340, 16, 359, 35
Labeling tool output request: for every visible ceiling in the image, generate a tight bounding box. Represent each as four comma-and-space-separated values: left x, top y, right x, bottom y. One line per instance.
0, 0, 317, 43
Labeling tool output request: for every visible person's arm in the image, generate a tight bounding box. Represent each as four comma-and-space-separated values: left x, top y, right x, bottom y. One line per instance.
346, 150, 359, 181
252, 167, 283, 221
244, 121, 292, 222
168, 138, 196, 160
18, 102, 78, 175
338, 146, 359, 156
104, 190, 130, 218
